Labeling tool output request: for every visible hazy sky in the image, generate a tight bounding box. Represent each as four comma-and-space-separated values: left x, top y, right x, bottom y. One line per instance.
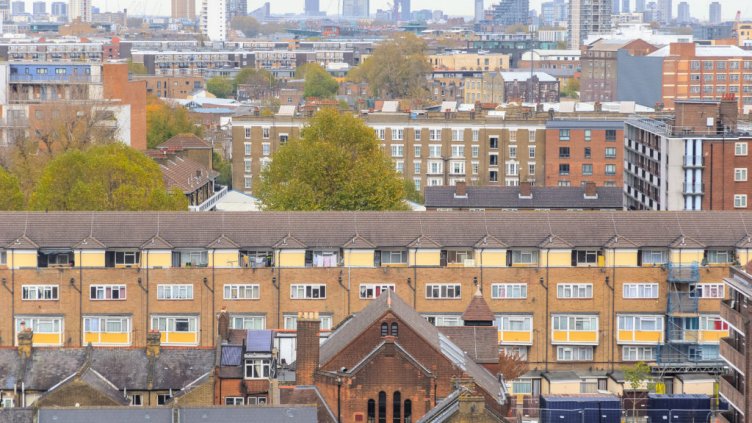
17, 0, 752, 21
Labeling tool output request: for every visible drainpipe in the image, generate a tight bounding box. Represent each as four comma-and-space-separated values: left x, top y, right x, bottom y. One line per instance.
540, 263, 549, 372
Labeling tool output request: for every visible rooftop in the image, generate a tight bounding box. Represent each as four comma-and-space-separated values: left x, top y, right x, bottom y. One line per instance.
424, 186, 624, 210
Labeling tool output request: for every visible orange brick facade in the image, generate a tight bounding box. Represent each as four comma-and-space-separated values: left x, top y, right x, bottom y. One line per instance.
544, 123, 624, 187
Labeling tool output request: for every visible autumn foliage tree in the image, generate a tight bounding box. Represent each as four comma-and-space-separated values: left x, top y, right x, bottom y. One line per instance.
30, 144, 188, 211
0, 166, 24, 210
297, 63, 339, 99
257, 108, 406, 211
498, 350, 529, 382
146, 96, 202, 148
348, 33, 431, 100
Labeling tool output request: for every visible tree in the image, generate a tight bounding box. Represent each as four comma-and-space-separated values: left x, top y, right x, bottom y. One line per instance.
30, 144, 188, 211
231, 16, 260, 37
207, 76, 234, 99
257, 108, 406, 211
146, 97, 202, 149
561, 78, 580, 99
233, 67, 275, 92
0, 166, 24, 210
498, 350, 529, 382
624, 362, 652, 422
403, 178, 423, 204
213, 151, 232, 188
298, 63, 339, 99
127, 60, 148, 75
348, 33, 431, 99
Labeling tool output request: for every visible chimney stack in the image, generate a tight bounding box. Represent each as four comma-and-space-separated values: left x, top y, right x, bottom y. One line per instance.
519, 181, 532, 199
295, 312, 320, 386
146, 330, 161, 358
454, 181, 467, 198
584, 182, 597, 198
218, 307, 230, 342
17, 322, 33, 359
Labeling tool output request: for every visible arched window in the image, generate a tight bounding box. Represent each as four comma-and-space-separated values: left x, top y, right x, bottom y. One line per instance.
390, 322, 398, 337
404, 399, 412, 423
393, 392, 401, 423
378, 391, 387, 423
367, 399, 375, 423
381, 322, 388, 337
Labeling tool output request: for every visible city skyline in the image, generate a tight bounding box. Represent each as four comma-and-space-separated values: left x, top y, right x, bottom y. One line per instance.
9, 0, 751, 21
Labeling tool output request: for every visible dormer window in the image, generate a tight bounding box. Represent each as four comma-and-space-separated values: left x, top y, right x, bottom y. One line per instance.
705, 249, 734, 265
305, 249, 339, 268
172, 250, 208, 267
38, 249, 74, 268
573, 249, 602, 266
638, 249, 668, 266
240, 250, 273, 268
105, 250, 141, 268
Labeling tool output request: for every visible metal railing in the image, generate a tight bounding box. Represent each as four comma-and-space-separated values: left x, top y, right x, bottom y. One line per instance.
188, 185, 228, 212
667, 263, 700, 283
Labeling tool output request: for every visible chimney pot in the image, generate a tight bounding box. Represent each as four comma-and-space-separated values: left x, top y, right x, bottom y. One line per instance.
519, 182, 532, 198
218, 307, 230, 341
146, 331, 161, 357
295, 312, 321, 386
454, 181, 467, 198
584, 182, 597, 198
17, 326, 33, 359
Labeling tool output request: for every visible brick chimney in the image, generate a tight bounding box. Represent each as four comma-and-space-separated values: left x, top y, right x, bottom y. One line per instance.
584, 182, 597, 199
218, 306, 230, 342
295, 311, 320, 386
519, 181, 532, 199
454, 181, 467, 198
146, 330, 161, 358
17, 322, 33, 359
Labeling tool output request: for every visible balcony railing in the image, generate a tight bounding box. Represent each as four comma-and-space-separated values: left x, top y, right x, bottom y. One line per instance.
667, 263, 700, 283
683, 155, 704, 168
720, 299, 745, 332
720, 337, 745, 375
719, 375, 745, 412
188, 185, 228, 212
10, 74, 102, 84
667, 292, 699, 315
683, 182, 705, 195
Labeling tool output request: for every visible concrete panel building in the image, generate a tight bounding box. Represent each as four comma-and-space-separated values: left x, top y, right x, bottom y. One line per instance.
171, 0, 195, 20
569, 0, 612, 49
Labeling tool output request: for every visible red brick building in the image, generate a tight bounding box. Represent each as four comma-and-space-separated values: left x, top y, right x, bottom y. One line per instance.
580, 39, 657, 102
544, 120, 625, 187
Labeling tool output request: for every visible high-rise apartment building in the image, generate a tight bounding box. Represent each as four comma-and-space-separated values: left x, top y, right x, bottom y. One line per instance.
475, 0, 484, 21
171, 0, 196, 20
569, 0, 612, 49
201, 0, 227, 42
612, 0, 620, 14
51, 1, 67, 17
490, 0, 530, 27
677, 1, 689, 24
709, 1, 721, 25
719, 267, 752, 423
32, 1, 45, 15
10, 0, 23, 14
541, 0, 567, 26
68, 0, 92, 22
304, 0, 320, 16
342, 0, 369, 18
625, 99, 752, 211
399, 0, 410, 20
634, 0, 645, 12
226, 0, 247, 20
621, 0, 630, 13
657, 0, 672, 23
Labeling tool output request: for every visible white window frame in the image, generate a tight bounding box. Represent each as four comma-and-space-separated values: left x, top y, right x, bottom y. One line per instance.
491, 283, 527, 299
552, 315, 598, 331
692, 283, 725, 299
262, 143, 271, 156
511, 249, 538, 265
157, 284, 194, 300
618, 315, 663, 332
622, 346, 656, 361
414, 145, 422, 157
429, 129, 442, 141
244, 128, 251, 139
223, 284, 260, 300
22, 285, 59, 301
529, 146, 536, 159
735, 142, 748, 156
557, 283, 593, 299
391, 144, 404, 158
623, 283, 659, 299
150, 315, 198, 345
290, 284, 326, 299
283, 314, 333, 330
496, 315, 533, 332
706, 250, 734, 264
556, 346, 593, 361
451, 145, 465, 158
735, 194, 748, 208
359, 284, 395, 299
262, 127, 270, 139
225, 397, 245, 405
83, 316, 131, 345
90, 284, 126, 300
244, 358, 272, 379
392, 128, 404, 141
0, 250, 6, 266
244, 176, 252, 189
244, 159, 252, 173
502, 346, 529, 361
451, 129, 464, 141
425, 284, 461, 299
735, 168, 748, 182
428, 144, 442, 158
641, 249, 668, 265
699, 315, 729, 331
113, 251, 140, 266
15, 317, 63, 346
229, 315, 266, 330
472, 129, 479, 142
423, 314, 463, 326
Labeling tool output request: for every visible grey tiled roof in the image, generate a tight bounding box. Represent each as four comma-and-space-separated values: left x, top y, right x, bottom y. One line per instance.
424, 186, 624, 210
0, 211, 751, 250
179, 406, 318, 423
38, 408, 173, 423
439, 327, 499, 364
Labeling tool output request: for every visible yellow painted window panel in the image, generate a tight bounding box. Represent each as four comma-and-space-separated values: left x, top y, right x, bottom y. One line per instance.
33, 332, 62, 346
499, 331, 533, 344
163, 331, 198, 345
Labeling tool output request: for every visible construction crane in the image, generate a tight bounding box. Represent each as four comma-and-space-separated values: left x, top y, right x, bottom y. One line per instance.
733, 10, 741, 39
386, 1, 401, 22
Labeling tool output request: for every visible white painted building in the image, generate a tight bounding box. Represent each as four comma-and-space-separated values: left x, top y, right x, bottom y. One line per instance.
68, 0, 91, 22
201, 0, 227, 42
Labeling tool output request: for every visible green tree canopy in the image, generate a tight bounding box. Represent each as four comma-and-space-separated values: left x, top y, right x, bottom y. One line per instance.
233, 67, 275, 91
207, 76, 234, 99
127, 60, 148, 75
348, 33, 431, 99
297, 63, 339, 99
0, 166, 24, 210
231, 16, 260, 37
30, 144, 189, 211
257, 108, 406, 211
146, 97, 202, 148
